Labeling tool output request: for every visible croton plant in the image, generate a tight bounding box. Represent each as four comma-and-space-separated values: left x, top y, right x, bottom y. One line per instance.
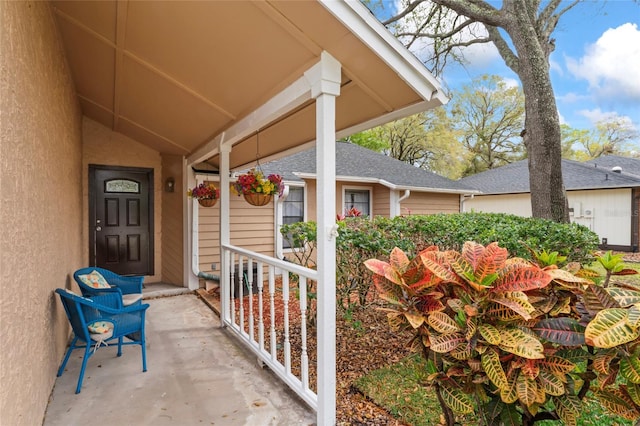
365, 242, 640, 426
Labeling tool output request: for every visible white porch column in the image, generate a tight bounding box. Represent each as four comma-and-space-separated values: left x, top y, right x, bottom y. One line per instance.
306, 51, 341, 426
185, 160, 200, 290
219, 140, 231, 324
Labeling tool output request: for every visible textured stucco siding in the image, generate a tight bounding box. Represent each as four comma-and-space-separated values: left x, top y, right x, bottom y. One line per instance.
1, 1, 83, 424
82, 118, 163, 282
161, 154, 185, 285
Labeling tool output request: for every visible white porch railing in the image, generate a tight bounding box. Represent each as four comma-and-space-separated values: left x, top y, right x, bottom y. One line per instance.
220, 243, 318, 410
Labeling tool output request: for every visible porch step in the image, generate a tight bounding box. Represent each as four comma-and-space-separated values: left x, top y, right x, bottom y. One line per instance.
143, 282, 193, 300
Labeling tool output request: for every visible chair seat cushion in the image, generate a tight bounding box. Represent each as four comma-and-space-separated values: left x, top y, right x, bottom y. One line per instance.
87, 320, 114, 342
122, 293, 143, 306
78, 270, 111, 289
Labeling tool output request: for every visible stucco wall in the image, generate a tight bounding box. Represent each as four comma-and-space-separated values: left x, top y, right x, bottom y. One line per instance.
1, 1, 83, 424
82, 118, 163, 282
161, 154, 184, 285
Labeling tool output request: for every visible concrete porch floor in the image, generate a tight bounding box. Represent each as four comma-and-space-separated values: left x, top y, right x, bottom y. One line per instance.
43, 284, 316, 425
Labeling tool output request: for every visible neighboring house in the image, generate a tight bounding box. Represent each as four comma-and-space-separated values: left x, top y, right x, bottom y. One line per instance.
194, 142, 478, 274
1, 2, 449, 424
459, 156, 640, 252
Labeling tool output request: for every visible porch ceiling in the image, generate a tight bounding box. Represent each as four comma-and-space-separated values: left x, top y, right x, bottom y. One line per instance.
52, 0, 445, 169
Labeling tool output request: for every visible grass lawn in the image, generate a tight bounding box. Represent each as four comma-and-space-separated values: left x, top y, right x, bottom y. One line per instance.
354, 260, 640, 426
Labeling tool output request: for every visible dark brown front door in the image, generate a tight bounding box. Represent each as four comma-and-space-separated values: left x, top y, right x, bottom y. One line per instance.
89, 165, 154, 276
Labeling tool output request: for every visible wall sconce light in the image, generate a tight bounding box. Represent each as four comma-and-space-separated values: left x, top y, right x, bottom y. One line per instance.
164, 177, 175, 193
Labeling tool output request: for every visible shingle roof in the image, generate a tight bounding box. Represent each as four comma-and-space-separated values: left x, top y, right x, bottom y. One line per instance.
459, 157, 640, 194
586, 155, 640, 178
258, 142, 476, 193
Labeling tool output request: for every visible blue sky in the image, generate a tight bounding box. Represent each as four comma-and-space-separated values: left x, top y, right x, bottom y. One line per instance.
372, 1, 640, 139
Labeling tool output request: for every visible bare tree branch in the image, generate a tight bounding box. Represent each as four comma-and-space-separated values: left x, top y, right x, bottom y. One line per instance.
430, 0, 505, 27
486, 26, 520, 74
382, 0, 426, 26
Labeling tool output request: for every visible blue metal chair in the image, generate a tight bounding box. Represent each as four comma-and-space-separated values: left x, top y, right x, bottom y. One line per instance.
55, 288, 149, 393
73, 267, 144, 307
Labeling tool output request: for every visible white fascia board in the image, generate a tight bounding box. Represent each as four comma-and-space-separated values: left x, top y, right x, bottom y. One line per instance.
294, 172, 481, 195
319, 0, 448, 106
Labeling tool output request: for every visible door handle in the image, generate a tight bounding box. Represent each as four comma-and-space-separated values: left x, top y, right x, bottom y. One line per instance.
96, 226, 102, 231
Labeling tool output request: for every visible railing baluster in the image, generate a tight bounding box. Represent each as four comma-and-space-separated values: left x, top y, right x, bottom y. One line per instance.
238, 255, 244, 333
258, 261, 265, 352
283, 271, 291, 374
299, 276, 309, 391
230, 251, 236, 327
269, 266, 276, 361
248, 258, 254, 342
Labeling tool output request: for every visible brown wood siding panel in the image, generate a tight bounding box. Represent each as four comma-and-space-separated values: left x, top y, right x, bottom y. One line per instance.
401, 193, 460, 215
372, 184, 390, 218
196, 195, 276, 273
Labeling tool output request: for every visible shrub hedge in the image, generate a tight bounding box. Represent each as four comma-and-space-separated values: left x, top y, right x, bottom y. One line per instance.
282, 212, 600, 310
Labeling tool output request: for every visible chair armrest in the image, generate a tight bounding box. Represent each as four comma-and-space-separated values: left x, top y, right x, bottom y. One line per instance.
108, 275, 143, 295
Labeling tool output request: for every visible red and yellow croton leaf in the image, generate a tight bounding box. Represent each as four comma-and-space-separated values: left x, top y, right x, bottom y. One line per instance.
532, 317, 586, 346
498, 328, 545, 359
428, 311, 462, 334
490, 291, 536, 320
439, 383, 474, 414
492, 265, 552, 293
430, 332, 466, 353
389, 246, 410, 270
516, 372, 538, 407
538, 370, 565, 396
554, 395, 581, 426
585, 308, 640, 348
594, 389, 640, 420
482, 348, 508, 390
620, 355, 640, 384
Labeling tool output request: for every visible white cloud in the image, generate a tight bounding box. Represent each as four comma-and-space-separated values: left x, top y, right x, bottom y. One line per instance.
566, 23, 640, 103
549, 57, 563, 76
501, 77, 520, 89
577, 108, 636, 128
556, 92, 590, 104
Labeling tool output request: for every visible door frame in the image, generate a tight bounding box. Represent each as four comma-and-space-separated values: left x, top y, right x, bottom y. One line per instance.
88, 164, 155, 275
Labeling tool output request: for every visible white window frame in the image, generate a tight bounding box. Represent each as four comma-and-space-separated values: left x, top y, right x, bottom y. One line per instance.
342, 185, 373, 218
277, 184, 307, 256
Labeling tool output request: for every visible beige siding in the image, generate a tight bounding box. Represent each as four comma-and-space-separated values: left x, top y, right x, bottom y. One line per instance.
401, 192, 460, 215
0, 2, 83, 424
161, 155, 184, 285
464, 193, 533, 216
465, 189, 637, 248
372, 184, 390, 217
196, 193, 276, 276
82, 118, 163, 282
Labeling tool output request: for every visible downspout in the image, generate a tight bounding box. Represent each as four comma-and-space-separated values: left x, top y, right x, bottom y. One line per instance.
460, 193, 474, 213
397, 189, 410, 216
191, 188, 220, 283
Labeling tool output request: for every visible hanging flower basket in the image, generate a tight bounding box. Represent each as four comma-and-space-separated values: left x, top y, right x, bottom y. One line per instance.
187, 182, 220, 208
198, 198, 218, 207
243, 192, 272, 206
231, 168, 284, 206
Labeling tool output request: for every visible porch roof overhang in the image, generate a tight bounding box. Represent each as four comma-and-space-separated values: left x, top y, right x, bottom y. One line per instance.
52, 0, 447, 169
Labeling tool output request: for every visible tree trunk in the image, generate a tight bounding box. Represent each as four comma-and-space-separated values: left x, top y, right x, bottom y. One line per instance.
505, 3, 569, 222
